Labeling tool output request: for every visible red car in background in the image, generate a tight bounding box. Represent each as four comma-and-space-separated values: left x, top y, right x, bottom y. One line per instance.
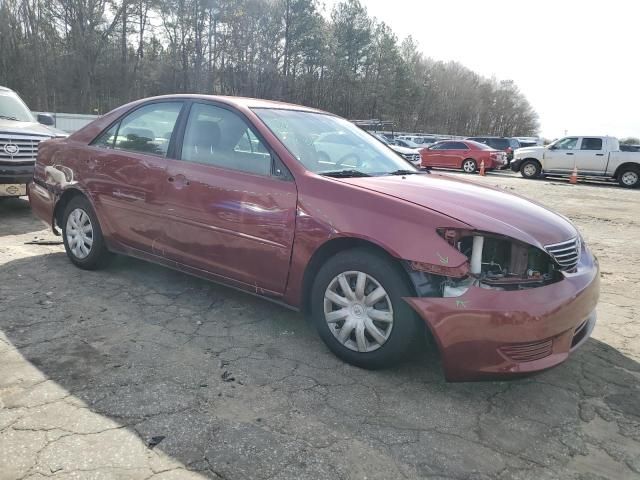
420, 140, 507, 173
29, 95, 598, 381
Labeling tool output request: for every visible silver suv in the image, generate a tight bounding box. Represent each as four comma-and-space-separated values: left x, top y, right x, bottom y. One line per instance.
0, 86, 66, 198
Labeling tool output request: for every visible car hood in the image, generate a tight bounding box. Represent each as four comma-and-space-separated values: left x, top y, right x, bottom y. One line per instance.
340, 173, 577, 248
514, 146, 544, 157
0, 119, 67, 137
390, 145, 421, 154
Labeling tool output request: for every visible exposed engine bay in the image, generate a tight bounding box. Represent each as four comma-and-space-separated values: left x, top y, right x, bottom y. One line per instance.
408, 230, 563, 298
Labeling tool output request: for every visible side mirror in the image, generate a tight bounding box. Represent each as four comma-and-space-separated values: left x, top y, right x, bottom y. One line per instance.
547, 144, 556, 150
37, 113, 55, 126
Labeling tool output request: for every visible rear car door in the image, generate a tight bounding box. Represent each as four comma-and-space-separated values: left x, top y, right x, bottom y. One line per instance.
575, 137, 607, 174
544, 137, 579, 172
442, 141, 470, 168
162, 101, 298, 295
86, 101, 184, 254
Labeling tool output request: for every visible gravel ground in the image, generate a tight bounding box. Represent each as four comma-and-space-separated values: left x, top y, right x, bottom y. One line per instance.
1, 172, 639, 480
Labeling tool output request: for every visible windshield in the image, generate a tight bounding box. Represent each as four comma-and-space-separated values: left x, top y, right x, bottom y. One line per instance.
0, 91, 35, 122
253, 109, 418, 176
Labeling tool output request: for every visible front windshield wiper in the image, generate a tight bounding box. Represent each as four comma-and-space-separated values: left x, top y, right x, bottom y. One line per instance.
385, 169, 426, 176
321, 169, 372, 178
0, 115, 19, 121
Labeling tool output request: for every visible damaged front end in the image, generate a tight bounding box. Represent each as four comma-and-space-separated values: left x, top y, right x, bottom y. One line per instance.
407, 228, 567, 298
403, 228, 598, 381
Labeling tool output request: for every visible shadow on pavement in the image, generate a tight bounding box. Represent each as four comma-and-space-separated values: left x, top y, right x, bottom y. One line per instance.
1, 252, 639, 479
0, 197, 49, 237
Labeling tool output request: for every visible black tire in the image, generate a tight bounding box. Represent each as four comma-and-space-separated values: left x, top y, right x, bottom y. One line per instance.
61, 195, 111, 270
310, 248, 423, 369
520, 159, 542, 179
461, 158, 477, 174
618, 166, 640, 188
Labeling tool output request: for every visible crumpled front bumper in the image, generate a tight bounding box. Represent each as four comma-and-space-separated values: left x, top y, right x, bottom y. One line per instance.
405, 250, 600, 381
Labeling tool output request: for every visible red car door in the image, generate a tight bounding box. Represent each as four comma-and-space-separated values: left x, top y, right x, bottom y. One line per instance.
161, 102, 297, 295
85, 101, 184, 254
441, 141, 469, 168
422, 143, 447, 167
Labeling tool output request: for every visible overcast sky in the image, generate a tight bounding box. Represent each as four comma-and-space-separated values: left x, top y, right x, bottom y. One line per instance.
325, 0, 639, 139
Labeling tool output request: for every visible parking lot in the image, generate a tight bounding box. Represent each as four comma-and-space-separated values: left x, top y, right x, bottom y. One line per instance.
1, 172, 639, 480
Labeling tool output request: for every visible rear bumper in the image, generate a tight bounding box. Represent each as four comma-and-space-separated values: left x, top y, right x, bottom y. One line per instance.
0, 162, 34, 185
405, 250, 600, 381
27, 181, 56, 228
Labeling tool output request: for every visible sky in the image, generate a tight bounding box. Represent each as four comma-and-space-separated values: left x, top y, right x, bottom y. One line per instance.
325, 0, 640, 140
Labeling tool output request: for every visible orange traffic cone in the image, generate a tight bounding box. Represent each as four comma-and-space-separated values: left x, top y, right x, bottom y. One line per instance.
569, 164, 578, 184
479, 160, 486, 176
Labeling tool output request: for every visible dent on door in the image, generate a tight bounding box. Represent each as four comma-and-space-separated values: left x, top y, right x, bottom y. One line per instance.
162, 163, 298, 294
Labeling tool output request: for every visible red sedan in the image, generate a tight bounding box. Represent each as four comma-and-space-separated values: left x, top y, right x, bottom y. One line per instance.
420, 140, 507, 173
29, 95, 598, 381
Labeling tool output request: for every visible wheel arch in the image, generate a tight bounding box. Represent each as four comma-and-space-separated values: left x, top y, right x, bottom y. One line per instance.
522, 157, 542, 167
53, 188, 86, 230
300, 236, 418, 316
53, 187, 104, 233
613, 162, 640, 178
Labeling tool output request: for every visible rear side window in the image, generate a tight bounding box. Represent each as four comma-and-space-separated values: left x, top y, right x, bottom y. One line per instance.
509, 138, 521, 149
581, 138, 603, 150
112, 102, 183, 157
180, 103, 272, 176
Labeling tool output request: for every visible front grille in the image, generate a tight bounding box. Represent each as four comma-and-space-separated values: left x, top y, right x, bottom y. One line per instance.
545, 237, 580, 271
499, 339, 553, 362
0, 134, 47, 163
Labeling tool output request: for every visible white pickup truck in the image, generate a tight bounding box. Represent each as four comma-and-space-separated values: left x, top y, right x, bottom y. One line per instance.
511, 136, 640, 188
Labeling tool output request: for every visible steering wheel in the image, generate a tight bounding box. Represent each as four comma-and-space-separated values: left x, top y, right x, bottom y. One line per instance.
335, 153, 363, 168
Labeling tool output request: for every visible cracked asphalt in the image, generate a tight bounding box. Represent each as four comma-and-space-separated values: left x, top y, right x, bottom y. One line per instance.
1, 172, 639, 480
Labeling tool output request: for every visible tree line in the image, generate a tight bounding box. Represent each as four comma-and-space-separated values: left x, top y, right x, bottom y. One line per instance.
0, 0, 539, 136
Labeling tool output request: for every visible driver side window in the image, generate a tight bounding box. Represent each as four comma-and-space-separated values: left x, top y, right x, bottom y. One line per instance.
554, 137, 579, 150
181, 103, 272, 176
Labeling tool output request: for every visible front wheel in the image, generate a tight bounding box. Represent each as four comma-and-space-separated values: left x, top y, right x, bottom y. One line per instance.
520, 160, 541, 179
618, 167, 639, 188
310, 248, 423, 369
461, 158, 477, 174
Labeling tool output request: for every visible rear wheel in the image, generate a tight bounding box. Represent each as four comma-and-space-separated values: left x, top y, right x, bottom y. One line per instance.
618, 167, 639, 188
310, 248, 423, 369
462, 158, 477, 173
62, 196, 110, 270
520, 160, 541, 179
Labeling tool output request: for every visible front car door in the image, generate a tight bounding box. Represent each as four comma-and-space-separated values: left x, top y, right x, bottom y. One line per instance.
575, 137, 607, 174
543, 136, 579, 172
162, 101, 297, 295
424, 142, 458, 167
86, 101, 184, 254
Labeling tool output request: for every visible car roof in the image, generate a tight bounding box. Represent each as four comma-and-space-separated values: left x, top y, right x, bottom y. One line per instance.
129, 94, 329, 114
467, 136, 512, 139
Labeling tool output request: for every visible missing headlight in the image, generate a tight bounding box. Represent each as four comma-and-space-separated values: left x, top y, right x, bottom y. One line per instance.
441, 234, 562, 296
